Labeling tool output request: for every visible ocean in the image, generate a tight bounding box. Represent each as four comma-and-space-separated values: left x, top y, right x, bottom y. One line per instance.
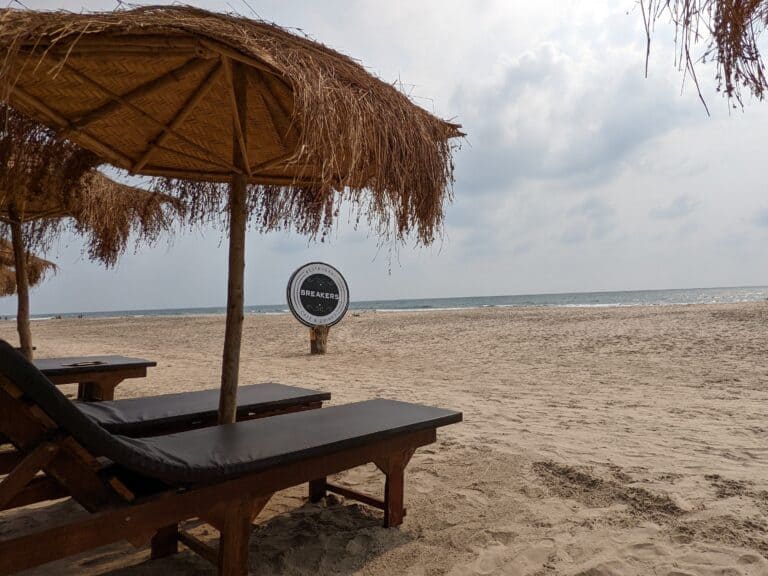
11, 285, 768, 321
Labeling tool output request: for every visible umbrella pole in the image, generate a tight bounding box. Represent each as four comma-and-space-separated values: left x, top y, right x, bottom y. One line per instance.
9, 219, 33, 360
219, 61, 248, 424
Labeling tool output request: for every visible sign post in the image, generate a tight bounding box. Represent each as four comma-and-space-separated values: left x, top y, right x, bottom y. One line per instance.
286, 262, 349, 354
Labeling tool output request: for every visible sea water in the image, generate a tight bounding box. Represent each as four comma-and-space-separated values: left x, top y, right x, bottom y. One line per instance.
12, 285, 768, 321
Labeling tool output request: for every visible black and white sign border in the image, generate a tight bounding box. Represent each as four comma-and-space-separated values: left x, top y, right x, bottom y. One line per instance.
286, 262, 350, 328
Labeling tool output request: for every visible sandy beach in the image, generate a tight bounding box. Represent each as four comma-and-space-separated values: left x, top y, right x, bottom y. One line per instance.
1, 302, 767, 575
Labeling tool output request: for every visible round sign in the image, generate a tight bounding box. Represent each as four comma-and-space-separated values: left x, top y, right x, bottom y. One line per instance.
286, 262, 349, 327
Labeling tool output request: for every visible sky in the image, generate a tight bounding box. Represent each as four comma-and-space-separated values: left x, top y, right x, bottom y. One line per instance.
2, 0, 768, 315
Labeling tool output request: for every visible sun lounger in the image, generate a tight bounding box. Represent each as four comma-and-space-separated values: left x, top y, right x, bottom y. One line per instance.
0, 340, 461, 575
1, 379, 331, 477
76, 383, 331, 436
0, 383, 330, 477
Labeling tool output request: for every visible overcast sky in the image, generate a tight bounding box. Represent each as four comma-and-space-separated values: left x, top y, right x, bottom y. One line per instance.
2, 0, 767, 315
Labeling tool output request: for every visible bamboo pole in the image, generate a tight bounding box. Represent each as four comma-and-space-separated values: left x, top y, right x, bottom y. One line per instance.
9, 218, 32, 360
218, 60, 249, 424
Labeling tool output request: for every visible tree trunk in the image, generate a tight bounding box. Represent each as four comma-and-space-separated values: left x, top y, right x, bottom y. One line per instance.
219, 61, 249, 424
10, 220, 32, 360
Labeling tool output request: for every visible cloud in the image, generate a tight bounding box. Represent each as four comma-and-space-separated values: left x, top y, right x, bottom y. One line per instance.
755, 209, 768, 228
451, 38, 692, 196
560, 196, 616, 244
650, 194, 700, 220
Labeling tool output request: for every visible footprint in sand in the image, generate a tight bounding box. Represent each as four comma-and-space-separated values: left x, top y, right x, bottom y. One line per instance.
455, 488, 490, 507
483, 528, 519, 546
345, 533, 372, 555
448, 540, 557, 576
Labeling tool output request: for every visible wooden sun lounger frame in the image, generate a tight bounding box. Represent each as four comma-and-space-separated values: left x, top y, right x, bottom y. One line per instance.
0, 377, 431, 575
0, 388, 327, 475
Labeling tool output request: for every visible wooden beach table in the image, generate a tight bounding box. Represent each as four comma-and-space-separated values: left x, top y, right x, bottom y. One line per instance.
33, 356, 156, 402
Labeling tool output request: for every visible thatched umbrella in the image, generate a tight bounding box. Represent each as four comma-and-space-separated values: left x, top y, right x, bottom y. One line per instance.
641, 1, 768, 105
1, 104, 181, 358
0, 237, 55, 297
0, 6, 462, 422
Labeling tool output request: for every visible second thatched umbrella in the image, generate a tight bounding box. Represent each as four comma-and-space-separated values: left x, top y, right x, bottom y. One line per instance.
0, 104, 181, 358
0, 237, 55, 297
0, 5, 462, 422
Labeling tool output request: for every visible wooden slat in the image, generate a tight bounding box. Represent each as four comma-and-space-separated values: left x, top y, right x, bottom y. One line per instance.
137, 167, 325, 186
0, 442, 59, 509
325, 483, 387, 511
133, 60, 226, 172
49, 47, 204, 58
153, 142, 235, 174
250, 151, 296, 176
198, 39, 281, 77
223, 57, 253, 177
50, 57, 235, 172
8, 85, 134, 168
0, 380, 23, 399
251, 70, 293, 149
0, 388, 121, 512
63, 57, 214, 134
0, 476, 67, 511
44, 442, 122, 512
178, 530, 218, 565
29, 36, 203, 52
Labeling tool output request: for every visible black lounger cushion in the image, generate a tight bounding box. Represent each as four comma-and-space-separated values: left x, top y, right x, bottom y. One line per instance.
77, 384, 331, 435
118, 399, 462, 484
0, 340, 461, 486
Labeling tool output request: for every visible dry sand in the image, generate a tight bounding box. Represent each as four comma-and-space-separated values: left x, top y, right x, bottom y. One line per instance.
1, 303, 767, 575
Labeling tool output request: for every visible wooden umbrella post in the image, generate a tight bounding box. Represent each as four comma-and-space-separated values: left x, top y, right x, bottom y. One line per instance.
219, 60, 249, 424
310, 325, 329, 355
9, 217, 33, 360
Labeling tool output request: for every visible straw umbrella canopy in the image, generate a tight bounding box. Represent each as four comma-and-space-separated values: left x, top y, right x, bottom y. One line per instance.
0, 238, 55, 297
0, 5, 462, 422
1, 104, 181, 358
641, 1, 768, 105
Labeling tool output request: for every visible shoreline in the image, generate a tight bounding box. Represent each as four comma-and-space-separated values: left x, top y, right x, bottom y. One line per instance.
1, 295, 767, 323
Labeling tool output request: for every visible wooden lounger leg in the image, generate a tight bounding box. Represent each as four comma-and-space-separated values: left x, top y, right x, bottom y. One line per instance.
308, 477, 327, 503
150, 524, 179, 559
218, 497, 254, 576
375, 449, 415, 528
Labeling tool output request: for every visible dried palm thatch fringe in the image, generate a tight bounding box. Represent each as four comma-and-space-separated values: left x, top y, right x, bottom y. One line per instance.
0, 265, 15, 296
0, 104, 182, 266
0, 237, 55, 297
1, 103, 181, 356
642, 0, 768, 106
0, 5, 462, 245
